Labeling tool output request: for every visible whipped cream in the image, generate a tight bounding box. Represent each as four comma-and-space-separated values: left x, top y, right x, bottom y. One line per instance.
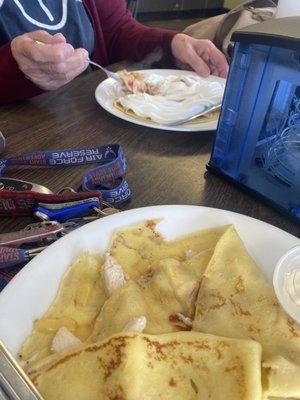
114, 74, 225, 125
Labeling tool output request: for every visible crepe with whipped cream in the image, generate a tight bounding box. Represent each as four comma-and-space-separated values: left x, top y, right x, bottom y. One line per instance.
193, 226, 300, 399
113, 73, 225, 125
29, 332, 263, 400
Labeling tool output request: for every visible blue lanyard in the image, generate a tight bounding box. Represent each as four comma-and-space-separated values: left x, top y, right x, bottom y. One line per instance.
0, 144, 131, 206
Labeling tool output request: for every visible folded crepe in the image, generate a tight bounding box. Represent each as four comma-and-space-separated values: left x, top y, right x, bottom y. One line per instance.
89, 256, 206, 341
109, 221, 227, 281
193, 226, 300, 399
30, 332, 263, 400
19, 254, 107, 368
88, 223, 226, 342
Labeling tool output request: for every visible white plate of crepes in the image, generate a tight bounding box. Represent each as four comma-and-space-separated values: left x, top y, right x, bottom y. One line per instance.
0, 205, 299, 400
95, 69, 226, 132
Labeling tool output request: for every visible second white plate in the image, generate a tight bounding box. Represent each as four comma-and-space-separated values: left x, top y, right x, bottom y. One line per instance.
95, 69, 225, 132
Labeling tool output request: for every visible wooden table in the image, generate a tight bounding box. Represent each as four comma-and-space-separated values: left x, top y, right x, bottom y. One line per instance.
0, 67, 299, 238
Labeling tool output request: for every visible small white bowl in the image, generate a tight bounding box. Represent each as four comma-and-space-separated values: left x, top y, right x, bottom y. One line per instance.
273, 245, 300, 324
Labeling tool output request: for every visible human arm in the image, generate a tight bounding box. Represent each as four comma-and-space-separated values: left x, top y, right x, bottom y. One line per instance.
0, 30, 88, 104
97, 0, 228, 77
0, 42, 44, 104
171, 34, 228, 78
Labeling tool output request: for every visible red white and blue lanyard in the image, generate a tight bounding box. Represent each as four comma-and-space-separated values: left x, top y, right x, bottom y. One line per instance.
0, 143, 131, 215
0, 144, 132, 271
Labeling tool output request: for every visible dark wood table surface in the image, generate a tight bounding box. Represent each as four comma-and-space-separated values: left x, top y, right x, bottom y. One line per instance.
0, 66, 299, 238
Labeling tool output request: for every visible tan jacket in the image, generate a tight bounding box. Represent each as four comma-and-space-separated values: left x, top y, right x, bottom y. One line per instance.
184, 1, 277, 58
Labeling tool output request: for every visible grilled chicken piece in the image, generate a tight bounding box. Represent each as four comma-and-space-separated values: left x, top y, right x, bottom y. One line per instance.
117, 70, 157, 95
123, 316, 147, 333
102, 252, 126, 296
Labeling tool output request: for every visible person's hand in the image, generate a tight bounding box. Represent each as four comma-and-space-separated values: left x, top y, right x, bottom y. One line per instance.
171, 33, 228, 78
11, 30, 89, 91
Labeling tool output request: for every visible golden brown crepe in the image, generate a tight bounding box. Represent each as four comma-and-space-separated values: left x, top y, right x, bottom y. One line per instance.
19, 254, 106, 368
89, 256, 206, 341
30, 332, 263, 400
88, 223, 226, 341
193, 226, 300, 399
109, 221, 227, 281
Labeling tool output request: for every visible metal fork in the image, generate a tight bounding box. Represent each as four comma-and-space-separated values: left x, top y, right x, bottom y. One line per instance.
88, 59, 123, 83
0, 341, 43, 400
164, 104, 221, 126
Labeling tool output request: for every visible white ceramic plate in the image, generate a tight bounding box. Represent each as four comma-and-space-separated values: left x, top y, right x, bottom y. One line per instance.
95, 69, 225, 132
0, 205, 298, 356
